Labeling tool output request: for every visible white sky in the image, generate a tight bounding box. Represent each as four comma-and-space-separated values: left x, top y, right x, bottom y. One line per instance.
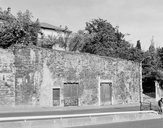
1, 0, 163, 50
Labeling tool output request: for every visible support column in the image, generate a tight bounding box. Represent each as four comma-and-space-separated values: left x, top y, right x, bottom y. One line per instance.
155, 81, 159, 101
98, 76, 101, 106
139, 63, 143, 103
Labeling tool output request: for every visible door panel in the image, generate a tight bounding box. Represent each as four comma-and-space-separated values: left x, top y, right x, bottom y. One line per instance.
64, 83, 78, 106
64, 84, 71, 98
53, 88, 60, 106
71, 84, 78, 98
100, 82, 112, 106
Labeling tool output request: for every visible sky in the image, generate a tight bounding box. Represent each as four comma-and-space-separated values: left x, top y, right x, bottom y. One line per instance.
1, 0, 163, 50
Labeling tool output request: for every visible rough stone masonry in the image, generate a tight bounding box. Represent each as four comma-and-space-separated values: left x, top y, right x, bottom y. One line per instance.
0, 46, 141, 107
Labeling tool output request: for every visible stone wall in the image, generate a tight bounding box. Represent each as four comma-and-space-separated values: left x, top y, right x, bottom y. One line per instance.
0, 48, 15, 106
13, 47, 43, 106
0, 46, 141, 107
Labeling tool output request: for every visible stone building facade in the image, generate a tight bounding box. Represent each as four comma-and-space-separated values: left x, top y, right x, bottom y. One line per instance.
0, 46, 142, 107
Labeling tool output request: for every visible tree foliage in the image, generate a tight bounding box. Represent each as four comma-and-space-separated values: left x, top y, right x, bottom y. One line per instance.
142, 41, 163, 91
136, 40, 141, 50
157, 47, 163, 69
40, 35, 67, 50
81, 18, 144, 62
82, 18, 117, 55
68, 30, 89, 52
0, 8, 40, 48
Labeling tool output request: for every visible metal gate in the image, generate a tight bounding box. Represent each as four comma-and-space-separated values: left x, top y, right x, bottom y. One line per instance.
64, 83, 78, 106
100, 82, 112, 106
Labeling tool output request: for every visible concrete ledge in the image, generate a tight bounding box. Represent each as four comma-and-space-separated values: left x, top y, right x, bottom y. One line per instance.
0, 111, 161, 128
61, 111, 160, 127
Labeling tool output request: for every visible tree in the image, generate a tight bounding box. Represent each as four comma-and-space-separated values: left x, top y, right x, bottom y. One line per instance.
156, 47, 163, 88
40, 33, 70, 50
0, 7, 14, 21
82, 18, 135, 61
0, 8, 40, 48
40, 35, 58, 49
136, 40, 141, 50
142, 39, 163, 92
126, 46, 144, 62
82, 18, 117, 56
157, 47, 163, 69
68, 30, 89, 52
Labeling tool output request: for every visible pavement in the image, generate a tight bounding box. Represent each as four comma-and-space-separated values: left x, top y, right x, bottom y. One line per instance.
0, 103, 141, 113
